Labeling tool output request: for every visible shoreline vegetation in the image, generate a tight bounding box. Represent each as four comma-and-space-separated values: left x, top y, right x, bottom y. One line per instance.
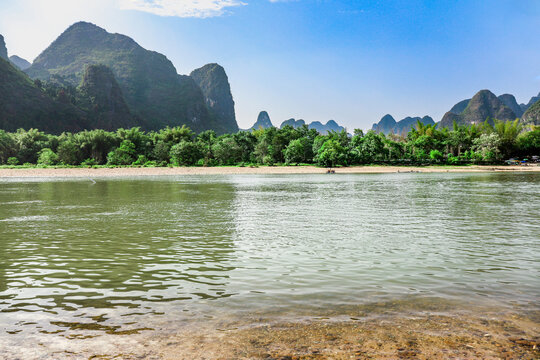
0, 164, 539, 178
0, 120, 539, 171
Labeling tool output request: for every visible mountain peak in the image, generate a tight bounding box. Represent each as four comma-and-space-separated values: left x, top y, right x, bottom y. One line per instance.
190, 62, 238, 133
249, 111, 274, 130
9, 55, 31, 70
439, 89, 516, 128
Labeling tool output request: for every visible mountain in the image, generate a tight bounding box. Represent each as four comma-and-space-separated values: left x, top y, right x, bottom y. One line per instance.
372, 115, 434, 135
449, 99, 470, 114
521, 99, 540, 126
520, 92, 540, 112
439, 90, 517, 128
76, 64, 136, 129
190, 63, 238, 133
372, 114, 396, 133
279, 118, 345, 134
25, 21, 216, 132
0, 57, 87, 133
281, 118, 306, 128
0, 35, 7, 60
309, 120, 345, 134
394, 116, 435, 135
498, 94, 523, 118
250, 111, 274, 129
9, 55, 31, 70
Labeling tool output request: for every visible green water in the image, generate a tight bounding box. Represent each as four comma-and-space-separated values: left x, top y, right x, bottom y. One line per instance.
0, 173, 539, 356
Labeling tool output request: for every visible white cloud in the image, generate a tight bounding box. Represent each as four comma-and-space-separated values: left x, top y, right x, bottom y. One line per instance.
119, 0, 246, 18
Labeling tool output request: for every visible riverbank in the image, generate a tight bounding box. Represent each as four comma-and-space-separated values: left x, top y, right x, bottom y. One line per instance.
0, 164, 539, 177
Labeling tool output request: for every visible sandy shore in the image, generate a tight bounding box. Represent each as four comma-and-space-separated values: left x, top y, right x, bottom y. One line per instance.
0, 165, 539, 177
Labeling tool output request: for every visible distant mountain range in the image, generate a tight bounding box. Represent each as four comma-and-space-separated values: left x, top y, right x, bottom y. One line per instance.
372, 115, 434, 135
0, 22, 238, 134
247, 112, 346, 134
373, 89, 540, 135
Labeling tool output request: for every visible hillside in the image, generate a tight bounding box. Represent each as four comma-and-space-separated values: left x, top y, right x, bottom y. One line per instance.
439, 90, 516, 128
76, 64, 137, 129
25, 21, 216, 132
0, 58, 87, 132
521, 99, 540, 126
9, 55, 31, 70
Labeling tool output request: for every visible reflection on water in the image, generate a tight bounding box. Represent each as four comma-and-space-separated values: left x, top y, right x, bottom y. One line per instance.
0, 173, 539, 355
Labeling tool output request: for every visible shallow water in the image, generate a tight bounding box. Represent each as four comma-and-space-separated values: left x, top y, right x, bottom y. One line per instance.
0, 173, 539, 357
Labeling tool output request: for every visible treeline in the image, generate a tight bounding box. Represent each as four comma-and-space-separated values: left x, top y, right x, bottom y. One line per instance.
0, 120, 538, 167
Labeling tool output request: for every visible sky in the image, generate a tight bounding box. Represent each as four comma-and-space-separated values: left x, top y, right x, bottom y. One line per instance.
0, 0, 539, 130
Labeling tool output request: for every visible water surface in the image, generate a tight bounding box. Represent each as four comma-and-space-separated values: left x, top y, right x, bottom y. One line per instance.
0, 173, 539, 356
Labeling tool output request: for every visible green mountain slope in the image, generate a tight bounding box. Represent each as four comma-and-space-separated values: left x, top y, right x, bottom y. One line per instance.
521, 99, 540, 126
77, 64, 138, 129
439, 90, 516, 128
25, 21, 214, 132
0, 58, 87, 132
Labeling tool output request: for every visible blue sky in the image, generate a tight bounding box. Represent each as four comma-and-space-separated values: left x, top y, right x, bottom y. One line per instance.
1, 0, 539, 130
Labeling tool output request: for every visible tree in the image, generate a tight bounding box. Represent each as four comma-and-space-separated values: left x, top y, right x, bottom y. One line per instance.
472, 133, 501, 161
57, 140, 80, 165
517, 126, 540, 156
285, 138, 311, 164
170, 141, 203, 166
107, 140, 136, 165
212, 136, 243, 165
315, 139, 348, 167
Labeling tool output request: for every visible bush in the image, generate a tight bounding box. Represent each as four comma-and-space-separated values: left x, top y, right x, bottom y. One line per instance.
429, 150, 443, 162
132, 155, 148, 166
81, 158, 97, 167
7, 157, 18, 166
37, 148, 58, 166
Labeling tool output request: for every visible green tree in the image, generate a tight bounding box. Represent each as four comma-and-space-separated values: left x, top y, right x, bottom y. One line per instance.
107, 140, 136, 165
315, 139, 348, 167
170, 141, 203, 166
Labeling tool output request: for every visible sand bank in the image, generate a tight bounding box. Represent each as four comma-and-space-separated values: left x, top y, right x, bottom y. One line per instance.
0, 165, 539, 178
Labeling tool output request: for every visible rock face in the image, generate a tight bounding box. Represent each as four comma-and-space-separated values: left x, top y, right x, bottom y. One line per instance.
25, 21, 216, 132
9, 55, 31, 70
449, 99, 470, 114
520, 92, 540, 112
0, 57, 86, 133
498, 94, 523, 118
190, 63, 238, 133
521, 99, 540, 126
250, 111, 274, 129
439, 90, 517, 128
77, 64, 136, 129
372, 115, 434, 135
0, 35, 7, 60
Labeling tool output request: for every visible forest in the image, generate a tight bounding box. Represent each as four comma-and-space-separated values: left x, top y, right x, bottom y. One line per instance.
0, 120, 538, 168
